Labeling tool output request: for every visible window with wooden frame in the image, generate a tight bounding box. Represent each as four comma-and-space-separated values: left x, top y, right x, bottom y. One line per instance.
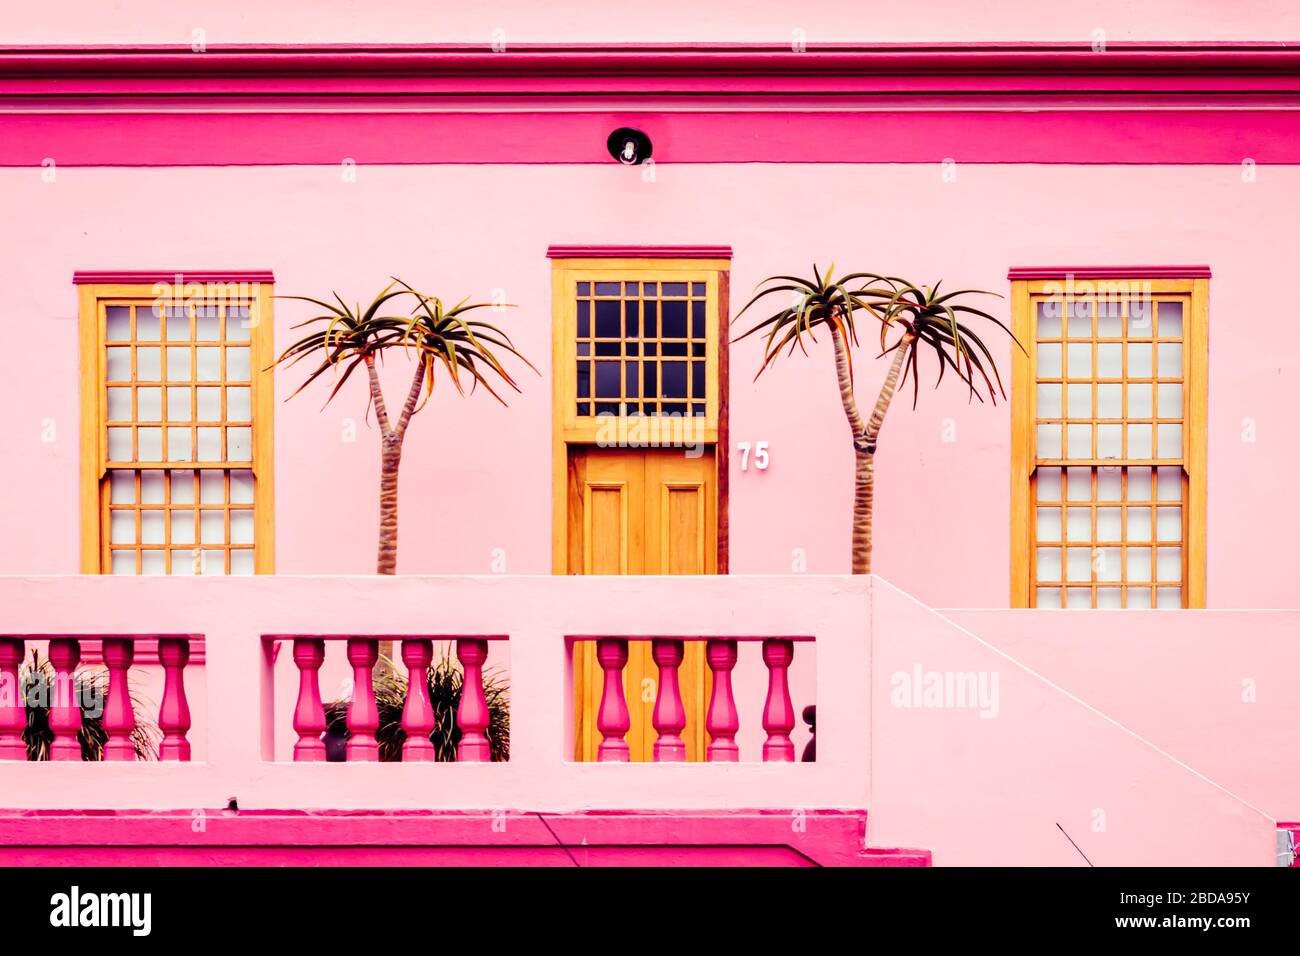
77, 275, 275, 574
1010, 269, 1207, 608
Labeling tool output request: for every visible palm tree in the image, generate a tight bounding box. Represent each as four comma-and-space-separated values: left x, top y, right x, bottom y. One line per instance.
735, 266, 1016, 574
276, 280, 534, 574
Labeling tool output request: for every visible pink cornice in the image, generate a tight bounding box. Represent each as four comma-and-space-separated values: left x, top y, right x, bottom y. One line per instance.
547, 245, 733, 260
73, 270, 274, 284
1007, 266, 1213, 280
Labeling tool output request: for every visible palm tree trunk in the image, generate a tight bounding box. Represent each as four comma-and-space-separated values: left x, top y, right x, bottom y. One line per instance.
372, 356, 428, 575
830, 324, 914, 574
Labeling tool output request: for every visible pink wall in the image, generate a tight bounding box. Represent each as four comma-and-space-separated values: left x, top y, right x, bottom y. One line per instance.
1, 164, 1297, 607
2, 1, 1297, 44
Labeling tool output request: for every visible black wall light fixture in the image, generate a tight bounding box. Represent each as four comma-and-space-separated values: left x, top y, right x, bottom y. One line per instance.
607, 128, 653, 165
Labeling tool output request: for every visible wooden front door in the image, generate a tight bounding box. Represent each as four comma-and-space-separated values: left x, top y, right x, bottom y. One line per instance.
568, 446, 716, 760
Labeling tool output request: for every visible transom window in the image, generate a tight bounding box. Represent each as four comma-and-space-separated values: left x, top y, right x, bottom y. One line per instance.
78, 281, 274, 574
1010, 274, 1207, 608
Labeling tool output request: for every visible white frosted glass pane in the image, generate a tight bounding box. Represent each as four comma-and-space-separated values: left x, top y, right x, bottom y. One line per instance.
1037, 343, 1061, 378
200, 471, 225, 503
1157, 424, 1182, 459
1036, 300, 1062, 337
1036, 507, 1061, 542
1127, 467, 1153, 500
1066, 343, 1092, 379
1067, 300, 1092, 337
1127, 548, 1152, 582
200, 550, 226, 575
227, 386, 251, 421
106, 306, 132, 340
170, 470, 195, 504
1036, 384, 1061, 418
1097, 383, 1122, 417
140, 470, 165, 504
1097, 587, 1122, 608
1097, 301, 1123, 337
135, 306, 161, 341
164, 308, 190, 340
171, 511, 195, 546
1157, 301, 1183, 338
1036, 547, 1060, 582
1156, 506, 1182, 542
1156, 587, 1182, 608
136, 347, 161, 381
1157, 343, 1183, 378
197, 427, 222, 462
230, 550, 255, 575
1066, 507, 1091, 542
227, 306, 251, 341
1036, 467, 1061, 501
1035, 587, 1062, 609
110, 471, 135, 504
1096, 343, 1122, 378
107, 427, 132, 460
1037, 424, 1061, 458
137, 387, 162, 422
1065, 588, 1092, 608
166, 427, 192, 462
1066, 384, 1091, 419
1127, 424, 1152, 458
166, 347, 191, 381
1127, 300, 1153, 336
226, 347, 251, 381
1156, 466, 1182, 500
140, 510, 165, 545
1127, 508, 1152, 542
137, 427, 162, 461
1066, 424, 1091, 459
171, 550, 197, 575
110, 550, 135, 575
201, 511, 225, 544
106, 347, 131, 381
106, 387, 131, 421
197, 387, 221, 421
229, 469, 254, 504
167, 387, 192, 421
1066, 547, 1092, 582
1127, 383, 1153, 418
1097, 468, 1122, 501
230, 509, 254, 545
1127, 343, 1153, 375
227, 427, 252, 462
110, 511, 135, 544
1157, 383, 1183, 418
196, 347, 221, 381
196, 310, 221, 341
1097, 547, 1121, 582
1156, 547, 1181, 582
1097, 425, 1122, 459
1097, 507, 1122, 540
1127, 587, 1152, 608
1066, 467, 1092, 501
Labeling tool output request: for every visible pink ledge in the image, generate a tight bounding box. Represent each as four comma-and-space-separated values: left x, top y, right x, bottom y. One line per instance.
72, 270, 275, 285
548, 245, 733, 260
0, 809, 930, 868
1007, 265, 1212, 280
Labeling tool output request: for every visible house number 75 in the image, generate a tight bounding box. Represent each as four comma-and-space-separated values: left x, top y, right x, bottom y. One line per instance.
738, 441, 769, 471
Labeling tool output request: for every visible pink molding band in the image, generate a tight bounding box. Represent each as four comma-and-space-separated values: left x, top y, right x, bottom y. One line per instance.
1008, 266, 1213, 280
547, 245, 733, 259
73, 270, 275, 284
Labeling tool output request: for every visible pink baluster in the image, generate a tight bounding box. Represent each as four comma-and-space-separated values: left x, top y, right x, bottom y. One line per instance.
456, 638, 491, 762
595, 638, 630, 762
0, 638, 25, 760
47, 638, 82, 761
651, 638, 686, 762
400, 639, 435, 761
158, 638, 192, 761
761, 638, 796, 762
101, 638, 136, 761
705, 639, 740, 762
346, 638, 380, 761
291, 638, 326, 762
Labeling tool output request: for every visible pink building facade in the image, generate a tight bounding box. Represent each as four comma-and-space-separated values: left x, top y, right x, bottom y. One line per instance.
0, 2, 1297, 867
